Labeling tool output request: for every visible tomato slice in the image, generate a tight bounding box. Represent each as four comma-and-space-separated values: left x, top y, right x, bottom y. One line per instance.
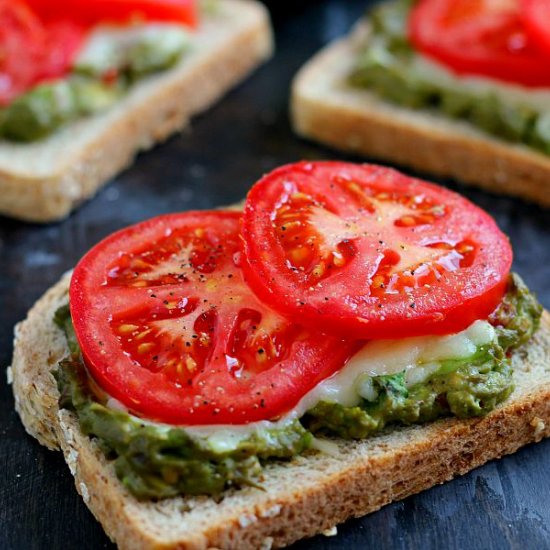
241, 162, 512, 340
0, 1, 86, 105
409, 0, 550, 87
27, 0, 198, 28
70, 211, 357, 425
522, 0, 550, 56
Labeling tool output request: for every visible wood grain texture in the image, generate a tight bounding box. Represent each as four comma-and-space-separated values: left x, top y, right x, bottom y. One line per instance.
1, 1, 550, 549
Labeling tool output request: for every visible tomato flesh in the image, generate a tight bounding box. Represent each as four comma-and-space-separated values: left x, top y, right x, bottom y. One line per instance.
522, 0, 550, 56
0, 1, 86, 106
27, 0, 198, 27
409, 0, 550, 87
70, 212, 358, 425
241, 162, 512, 339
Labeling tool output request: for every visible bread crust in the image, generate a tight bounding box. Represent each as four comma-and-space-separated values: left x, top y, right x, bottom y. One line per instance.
291, 29, 550, 208
0, 0, 273, 222
10, 275, 550, 549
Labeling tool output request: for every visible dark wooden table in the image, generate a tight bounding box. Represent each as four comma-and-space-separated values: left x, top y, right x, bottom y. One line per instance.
1, 1, 550, 548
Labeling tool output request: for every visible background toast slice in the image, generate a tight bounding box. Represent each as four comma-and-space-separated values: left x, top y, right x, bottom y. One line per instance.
10, 274, 550, 549
0, 0, 273, 223
291, 26, 550, 208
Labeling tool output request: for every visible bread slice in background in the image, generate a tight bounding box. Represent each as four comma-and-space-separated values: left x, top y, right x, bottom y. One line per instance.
291, 25, 550, 208
10, 273, 550, 549
0, 0, 273, 223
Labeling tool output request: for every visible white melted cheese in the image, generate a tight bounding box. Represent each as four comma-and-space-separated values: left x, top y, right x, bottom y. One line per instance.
179, 320, 496, 449
75, 24, 190, 75
411, 53, 550, 112
290, 319, 495, 412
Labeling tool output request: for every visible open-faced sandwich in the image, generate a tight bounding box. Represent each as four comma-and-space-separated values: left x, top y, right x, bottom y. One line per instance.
10, 161, 549, 548
0, 0, 272, 222
292, 0, 550, 207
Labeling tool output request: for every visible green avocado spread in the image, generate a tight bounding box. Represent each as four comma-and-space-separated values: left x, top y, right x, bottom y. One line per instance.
54, 274, 542, 499
349, 0, 550, 155
0, 26, 190, 142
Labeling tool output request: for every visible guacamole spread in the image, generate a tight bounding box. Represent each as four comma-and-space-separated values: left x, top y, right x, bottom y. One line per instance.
349, 0, 550, 155
54, 273, 542, 499
0, 26, 190, 142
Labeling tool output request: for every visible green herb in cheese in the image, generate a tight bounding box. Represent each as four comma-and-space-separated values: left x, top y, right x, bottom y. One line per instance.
305, 345, 512, 439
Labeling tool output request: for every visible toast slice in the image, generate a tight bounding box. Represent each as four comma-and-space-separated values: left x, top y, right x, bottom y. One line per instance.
0, 0, 273, 223
291, 25, 550, 208
10, 274, 550, 549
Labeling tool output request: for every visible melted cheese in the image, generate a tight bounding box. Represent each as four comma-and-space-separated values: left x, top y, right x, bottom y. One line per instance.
294, 319, 495, 412
75, 24, 189, 75
181, 320, 496, 448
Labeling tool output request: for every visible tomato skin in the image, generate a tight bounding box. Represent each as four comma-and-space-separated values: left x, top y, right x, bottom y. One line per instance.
409, 0, 550, 87
241, 161, 512, 340
27, 0, 198, 27
522, 0, 550, 56
0, 1, 86, 105
70, 211, 358, 426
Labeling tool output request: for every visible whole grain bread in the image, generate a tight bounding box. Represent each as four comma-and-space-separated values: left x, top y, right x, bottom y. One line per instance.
0, 0, 273, 223
10, 273, 550, 549
291, 24, 550, 208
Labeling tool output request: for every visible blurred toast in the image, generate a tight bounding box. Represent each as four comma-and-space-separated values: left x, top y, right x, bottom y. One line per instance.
0, 0, 273, 222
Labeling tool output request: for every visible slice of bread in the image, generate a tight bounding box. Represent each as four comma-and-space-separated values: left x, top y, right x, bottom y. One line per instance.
0, 0, 273, 223
10, 273, 550, 549
291, 24, 550, 208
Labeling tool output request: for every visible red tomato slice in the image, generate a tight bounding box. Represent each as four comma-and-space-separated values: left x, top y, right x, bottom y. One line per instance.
241, 162, 512, 340
70, 211, 357, 425
27, 0, 198, 28
409, 0, 550, 87
522, 0, 550, 56
0, 1, 86, 105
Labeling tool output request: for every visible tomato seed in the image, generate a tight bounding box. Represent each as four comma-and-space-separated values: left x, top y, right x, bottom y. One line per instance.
312, 262, 326, 278
118, 324, 139, 334
135, 329, 153, 340
131, 258, 150, 269
289, 247, 309, 263
333, 253, 345, 267
398, 216, 417, 227
186, 357, 198, 372
137, 343, 154, 354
